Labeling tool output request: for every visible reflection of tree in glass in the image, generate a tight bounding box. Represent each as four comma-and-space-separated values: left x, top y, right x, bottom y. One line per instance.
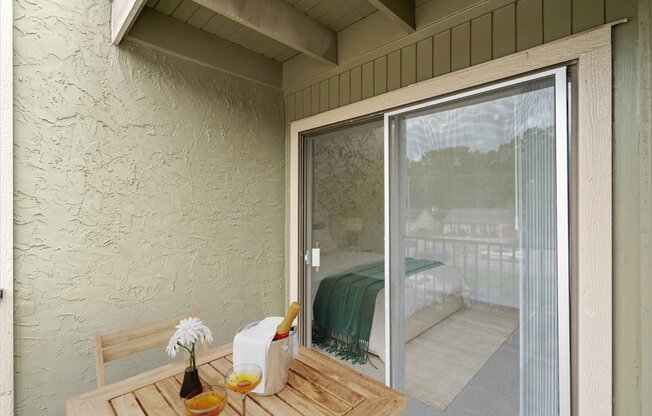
408, 138, 514, 212
407, 126, 554, 239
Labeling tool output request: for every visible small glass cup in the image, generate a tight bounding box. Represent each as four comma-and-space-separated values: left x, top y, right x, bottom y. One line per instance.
184, 386, 228, 416
225, 363, 262, 416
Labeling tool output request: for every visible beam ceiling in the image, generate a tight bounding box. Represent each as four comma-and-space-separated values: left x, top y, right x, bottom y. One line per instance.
193, 0, 338, 65
128, 8, 282, 88
366, 0, 415, 33
112, 0, 147, 44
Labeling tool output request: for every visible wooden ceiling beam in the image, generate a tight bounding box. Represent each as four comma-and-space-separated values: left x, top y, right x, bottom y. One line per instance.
193, 0, 338, 65
127, 8, 282, 88
366, 0, 415, 33
111, 0, 147, 44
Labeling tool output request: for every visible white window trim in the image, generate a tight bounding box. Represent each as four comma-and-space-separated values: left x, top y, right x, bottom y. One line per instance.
288, 21, 621, 415
0, 0, 14, 413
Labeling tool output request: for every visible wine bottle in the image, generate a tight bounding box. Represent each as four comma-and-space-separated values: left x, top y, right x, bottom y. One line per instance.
273, 302, 301, 340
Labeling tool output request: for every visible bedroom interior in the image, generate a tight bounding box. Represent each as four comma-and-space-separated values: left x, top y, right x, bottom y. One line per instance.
303, 72, 564, 415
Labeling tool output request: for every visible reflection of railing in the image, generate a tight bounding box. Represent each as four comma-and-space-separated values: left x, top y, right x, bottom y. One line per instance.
406, 236, 519, 308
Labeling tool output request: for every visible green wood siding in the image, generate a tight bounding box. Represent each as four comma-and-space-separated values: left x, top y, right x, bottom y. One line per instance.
493, 4, 516, 58
609, 0, 649, 415
543, 0, 571, 42
362, 61, 374, 99
433, 30, 451, 76
286, 93, 295, 122
516, 0, 543, 51
339, 71, 351, 106
573, 0, 605, 32
310, 83, 319, 116
329, 76, 339, 110
302, 87, 310, 118
295, 90, 302, 120
451, 22, 471, 70
401, 44, 417, 87
471, 14, 492, 65
351, 65, 362, 103
374, 56, 388, 95
416, 37, 433, 81
387, 50, 402, 91
319, 79, 329, 113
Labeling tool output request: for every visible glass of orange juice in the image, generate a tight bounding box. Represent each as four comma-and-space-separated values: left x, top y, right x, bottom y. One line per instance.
184, 386, 228, 416
225, 363, 262, 416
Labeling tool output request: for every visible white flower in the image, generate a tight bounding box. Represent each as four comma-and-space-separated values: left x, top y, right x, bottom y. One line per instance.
166, 316, 214, 358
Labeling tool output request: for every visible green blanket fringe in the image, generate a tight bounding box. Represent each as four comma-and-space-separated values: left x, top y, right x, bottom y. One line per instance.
313, 323, 373, 365
312, 257, 443, 366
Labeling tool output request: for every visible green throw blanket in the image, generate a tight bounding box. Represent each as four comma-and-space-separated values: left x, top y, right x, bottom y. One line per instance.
312, 257, 443, 364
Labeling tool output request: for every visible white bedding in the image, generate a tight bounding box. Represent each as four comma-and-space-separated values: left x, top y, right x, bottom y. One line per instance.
311, 251, 465, 361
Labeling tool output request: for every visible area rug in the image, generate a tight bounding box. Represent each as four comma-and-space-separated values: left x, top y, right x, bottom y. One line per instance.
314, 305, 518, 412
404, 306, 518, 411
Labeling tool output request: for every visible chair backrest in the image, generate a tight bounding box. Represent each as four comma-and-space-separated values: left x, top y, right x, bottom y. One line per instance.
93, 308, 208, 387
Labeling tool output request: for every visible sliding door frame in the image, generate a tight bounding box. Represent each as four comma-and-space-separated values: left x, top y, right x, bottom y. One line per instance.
289, 22, 618, 414
383, 67, 571, 413
297, 115, 385, 347
298, 135, 312, 347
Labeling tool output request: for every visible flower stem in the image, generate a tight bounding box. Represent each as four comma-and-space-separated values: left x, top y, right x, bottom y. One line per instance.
191, 342, 196, 371
177, 342, 197, 370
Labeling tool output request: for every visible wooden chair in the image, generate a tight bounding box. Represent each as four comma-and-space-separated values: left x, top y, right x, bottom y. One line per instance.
93, 308, 208, 387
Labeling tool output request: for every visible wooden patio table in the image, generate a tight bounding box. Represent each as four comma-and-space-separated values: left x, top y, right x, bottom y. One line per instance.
66, 343, 407, 416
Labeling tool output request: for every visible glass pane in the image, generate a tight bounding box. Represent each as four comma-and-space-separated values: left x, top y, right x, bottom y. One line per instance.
307, 120, 386, 382
392, 76, 564, 415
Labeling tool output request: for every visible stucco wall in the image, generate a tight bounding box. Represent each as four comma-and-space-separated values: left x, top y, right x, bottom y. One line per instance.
12, 1, 285, 415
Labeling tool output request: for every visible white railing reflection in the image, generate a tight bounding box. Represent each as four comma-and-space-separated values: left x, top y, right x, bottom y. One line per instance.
406, 235, 519, 309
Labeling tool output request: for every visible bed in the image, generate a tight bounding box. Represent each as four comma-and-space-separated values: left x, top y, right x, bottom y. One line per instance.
311, 251, 465, 363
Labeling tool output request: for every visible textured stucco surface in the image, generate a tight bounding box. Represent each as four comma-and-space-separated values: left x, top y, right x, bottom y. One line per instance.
13, 1, 285, 414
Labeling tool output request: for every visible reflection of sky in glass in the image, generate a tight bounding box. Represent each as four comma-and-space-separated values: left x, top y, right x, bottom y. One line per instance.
405, 86, 555, 161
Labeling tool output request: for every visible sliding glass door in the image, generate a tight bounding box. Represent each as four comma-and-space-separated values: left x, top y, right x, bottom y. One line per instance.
302, 119, 387, 383
300, 68, 570, 415
386, 68, 570, 415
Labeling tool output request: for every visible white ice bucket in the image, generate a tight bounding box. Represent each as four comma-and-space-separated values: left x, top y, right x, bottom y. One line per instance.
237, 321, 298, 396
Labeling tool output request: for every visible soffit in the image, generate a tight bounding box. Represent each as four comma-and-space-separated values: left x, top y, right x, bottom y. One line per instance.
146, 0, 301, 62
281, 0, 377, 32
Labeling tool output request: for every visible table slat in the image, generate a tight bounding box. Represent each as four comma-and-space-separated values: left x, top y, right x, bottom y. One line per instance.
296, 348, 394, 398
111, 393, 146, 416
345, 398, 407, 415
254, 393, 306, 416
286, 371, 352, 414
66, 398, 114, 416
155, 377, 186, 416
221, 404, 241, 416
276, 384, 334, 416
134, 385, 177, 416
289, 359, 364, 407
